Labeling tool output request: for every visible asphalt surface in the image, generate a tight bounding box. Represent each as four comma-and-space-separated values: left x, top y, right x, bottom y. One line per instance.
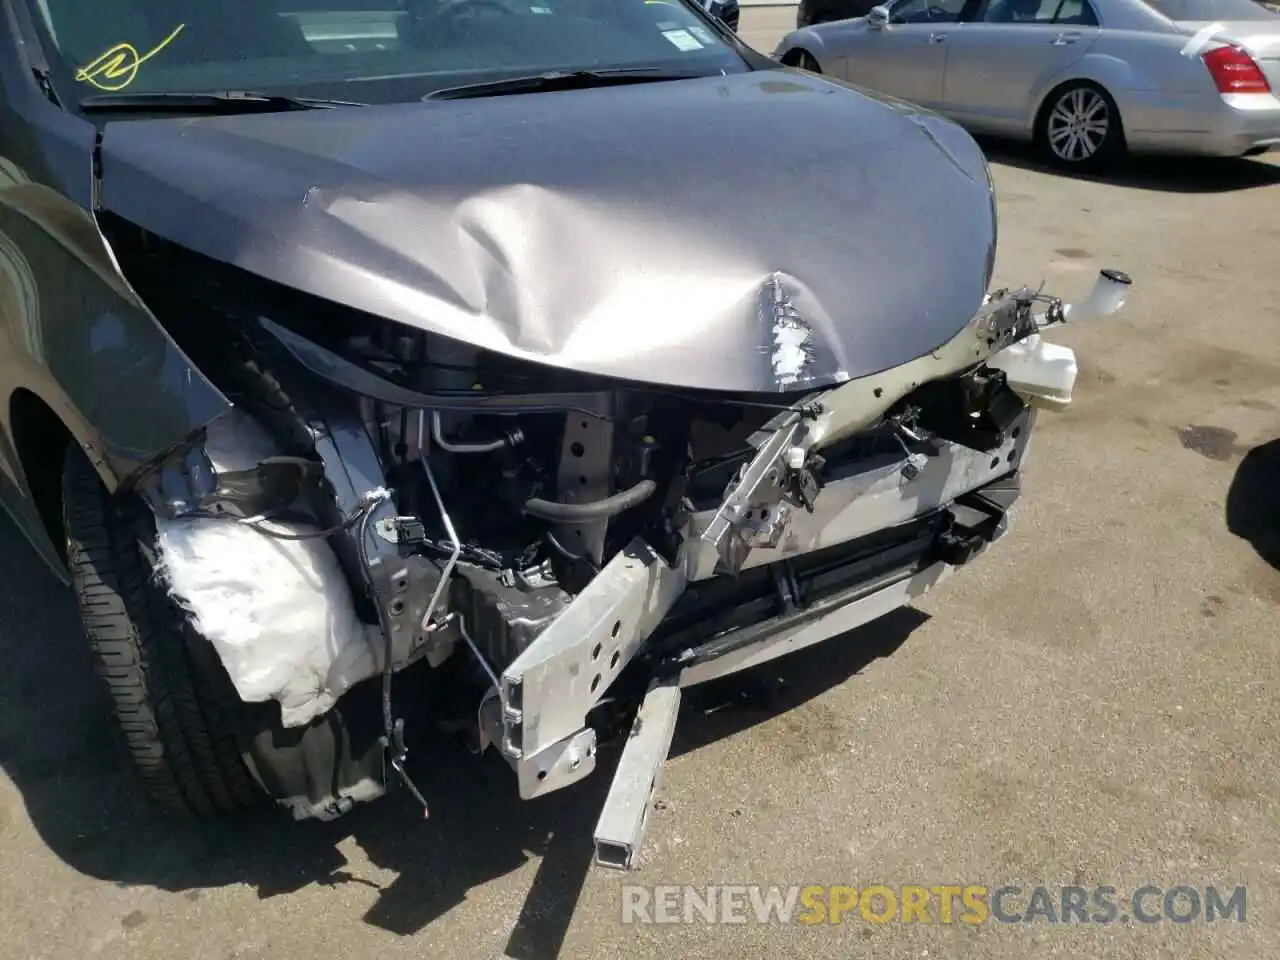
3, 9, 1280, 960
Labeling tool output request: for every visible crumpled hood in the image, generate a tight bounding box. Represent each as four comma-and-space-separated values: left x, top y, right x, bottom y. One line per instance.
96, 70, 997, 393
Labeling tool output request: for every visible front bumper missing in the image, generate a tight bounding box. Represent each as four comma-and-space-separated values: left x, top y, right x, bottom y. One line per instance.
498, 409, 1030, 782
488, 408, 1029, 865
591, 559, 955, 870
584, 483, 1014, 869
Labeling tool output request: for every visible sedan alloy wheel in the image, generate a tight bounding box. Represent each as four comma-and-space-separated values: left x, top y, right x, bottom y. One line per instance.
1043, 84, 1122, 168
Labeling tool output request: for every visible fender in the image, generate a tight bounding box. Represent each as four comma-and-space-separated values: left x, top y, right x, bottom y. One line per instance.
0, 5, 230, 480
1024, 47, 1173, 130
0, 3, 230, 572
774, 26, 833, 68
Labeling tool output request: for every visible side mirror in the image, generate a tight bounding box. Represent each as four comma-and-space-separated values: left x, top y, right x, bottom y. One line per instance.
868, 5, 891, 26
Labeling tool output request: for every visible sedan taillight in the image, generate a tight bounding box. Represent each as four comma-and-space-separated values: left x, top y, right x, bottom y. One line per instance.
1202, 45, 1272, 95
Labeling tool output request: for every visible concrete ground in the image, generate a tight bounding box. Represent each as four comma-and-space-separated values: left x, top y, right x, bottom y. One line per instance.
737, 4, 797, 54
3, 9, 1280, 960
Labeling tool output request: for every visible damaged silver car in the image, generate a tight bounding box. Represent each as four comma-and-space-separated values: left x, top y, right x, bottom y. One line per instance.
0, 0, 1128, 867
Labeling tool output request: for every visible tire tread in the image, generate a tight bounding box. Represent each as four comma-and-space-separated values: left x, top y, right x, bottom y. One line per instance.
62, 445, 263, 817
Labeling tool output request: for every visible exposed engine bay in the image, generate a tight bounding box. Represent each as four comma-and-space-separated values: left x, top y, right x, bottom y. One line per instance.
114, 225, 1130, 864
0, 0, 1141, 873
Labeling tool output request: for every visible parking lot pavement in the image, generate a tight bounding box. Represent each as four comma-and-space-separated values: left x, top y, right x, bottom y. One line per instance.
4, 16, 1280, 960
736, 4, 796, 53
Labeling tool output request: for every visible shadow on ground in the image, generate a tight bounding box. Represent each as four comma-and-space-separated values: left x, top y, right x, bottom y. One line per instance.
0, 511, 927, 957
1226, 438, 1280, 570
979, 137, 1280, 194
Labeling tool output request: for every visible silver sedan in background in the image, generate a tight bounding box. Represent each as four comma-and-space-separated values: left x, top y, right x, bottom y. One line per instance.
774, 0, 1280, 168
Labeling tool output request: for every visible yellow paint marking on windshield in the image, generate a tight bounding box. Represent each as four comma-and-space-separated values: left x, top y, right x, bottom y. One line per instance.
75, 24, 186, 92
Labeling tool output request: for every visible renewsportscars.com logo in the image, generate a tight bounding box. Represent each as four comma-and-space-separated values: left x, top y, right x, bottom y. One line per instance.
621, 884, 1248, 926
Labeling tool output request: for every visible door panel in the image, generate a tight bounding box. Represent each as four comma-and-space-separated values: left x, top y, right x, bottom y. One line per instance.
841, 0, 966, 108
941, 0, 1100, 133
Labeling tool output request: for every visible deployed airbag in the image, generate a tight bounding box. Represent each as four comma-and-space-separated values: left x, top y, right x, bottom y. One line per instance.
153, 413, 380, 727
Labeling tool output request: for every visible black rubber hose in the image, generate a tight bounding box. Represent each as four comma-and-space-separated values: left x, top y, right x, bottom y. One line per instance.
522, 479, 657, 522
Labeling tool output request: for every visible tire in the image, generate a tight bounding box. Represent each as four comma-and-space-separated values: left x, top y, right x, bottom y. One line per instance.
790, 50, 822, 73
62, 445, 266, 817
1036, 81, 1125, 171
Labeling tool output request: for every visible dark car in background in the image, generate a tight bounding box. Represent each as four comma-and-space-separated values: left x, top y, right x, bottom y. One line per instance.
694, 0, 741, 31
796, 0, 879, 26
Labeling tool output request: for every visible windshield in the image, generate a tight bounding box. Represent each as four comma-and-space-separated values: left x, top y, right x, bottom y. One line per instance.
28, 0, 748, 104
1140, 0, 1280, 20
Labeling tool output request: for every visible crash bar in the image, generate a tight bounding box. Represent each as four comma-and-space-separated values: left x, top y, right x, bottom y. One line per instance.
593, 677, 682, 870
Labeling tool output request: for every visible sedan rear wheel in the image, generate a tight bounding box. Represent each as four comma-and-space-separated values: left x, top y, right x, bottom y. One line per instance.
1039, 82, 1124, 171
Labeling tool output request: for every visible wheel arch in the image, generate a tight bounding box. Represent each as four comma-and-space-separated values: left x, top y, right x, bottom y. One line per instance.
8, 387, 77, 576
1027, 53, 1140, 133
780, 46, 822, 71
1031, 75, 1126, 145
776, 25, 830, 67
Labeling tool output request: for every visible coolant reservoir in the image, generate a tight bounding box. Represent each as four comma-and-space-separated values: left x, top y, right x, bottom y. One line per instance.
987, 334, 1078, 411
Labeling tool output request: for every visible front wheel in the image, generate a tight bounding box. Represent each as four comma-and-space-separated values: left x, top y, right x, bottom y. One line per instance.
62, 444, 267, 817
1037, 82, 1125, 171
788, 50, 822, 73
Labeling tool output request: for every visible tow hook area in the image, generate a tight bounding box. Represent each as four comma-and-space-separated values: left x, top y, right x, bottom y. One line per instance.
936, 476, 1020, 566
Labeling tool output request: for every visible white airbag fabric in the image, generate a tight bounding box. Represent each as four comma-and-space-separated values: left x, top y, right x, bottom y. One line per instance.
153, 412, 380, 728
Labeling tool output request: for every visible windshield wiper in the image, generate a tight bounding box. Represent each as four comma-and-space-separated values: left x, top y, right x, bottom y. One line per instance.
78, 90, 367, 114
426, 68, 706, 101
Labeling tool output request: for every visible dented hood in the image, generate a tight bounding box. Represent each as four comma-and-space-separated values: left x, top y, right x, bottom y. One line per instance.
96, 71, 997, 393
